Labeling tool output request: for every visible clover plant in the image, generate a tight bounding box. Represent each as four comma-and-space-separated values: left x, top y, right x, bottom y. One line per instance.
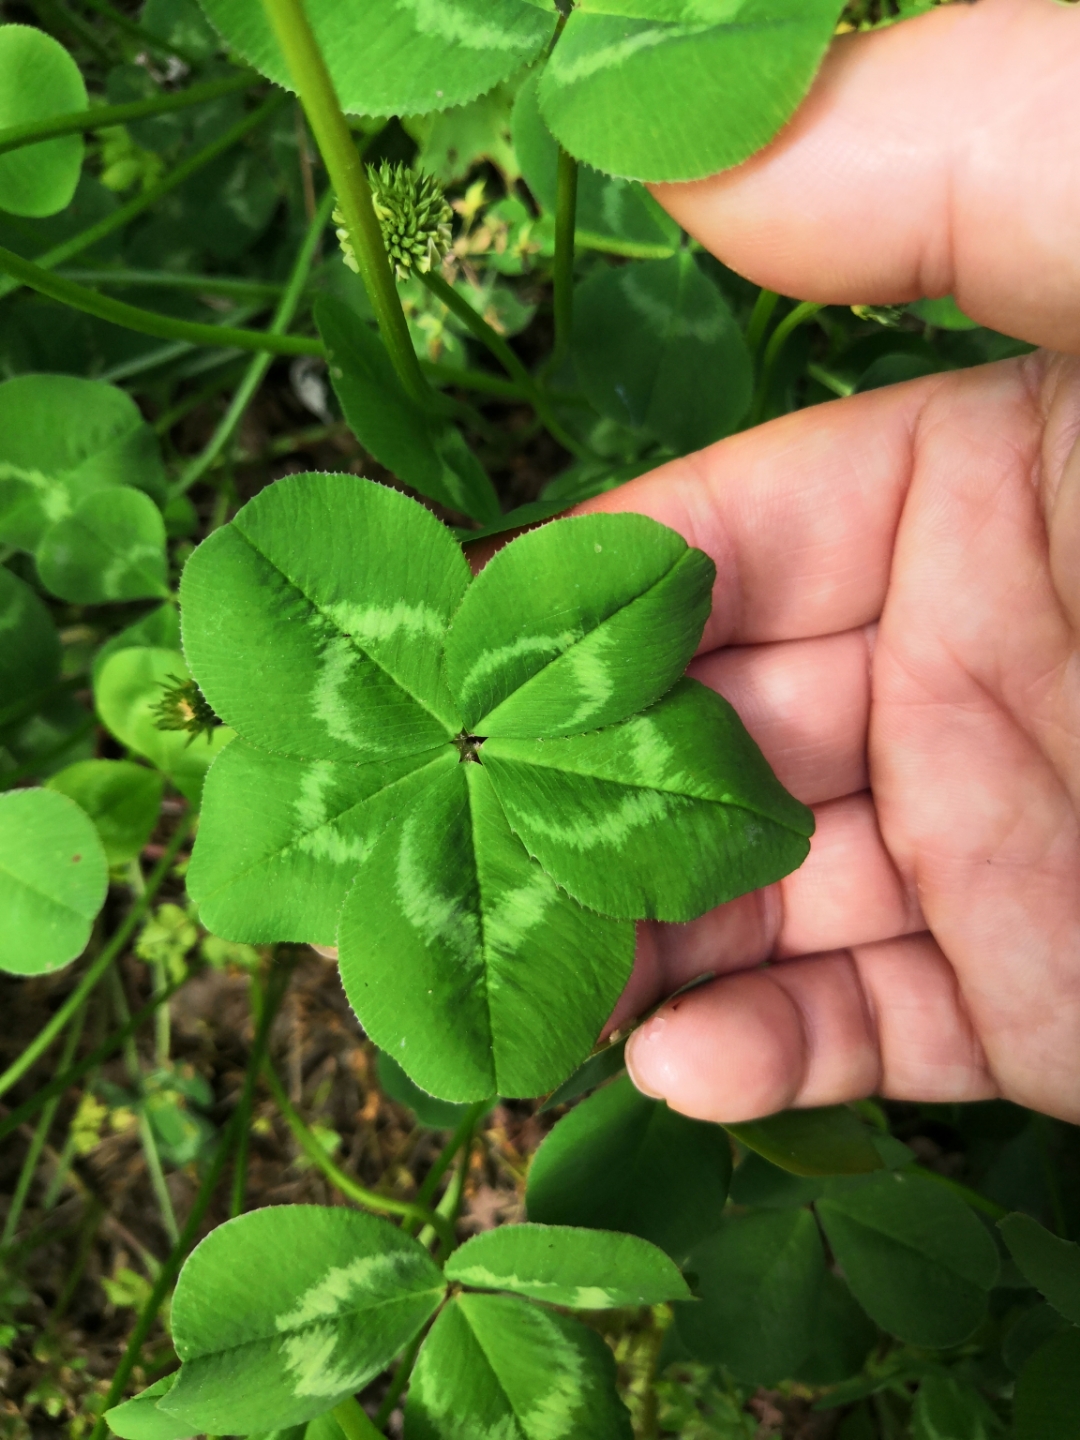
180, 471, 813, 1100
1, 2, 1074, 1438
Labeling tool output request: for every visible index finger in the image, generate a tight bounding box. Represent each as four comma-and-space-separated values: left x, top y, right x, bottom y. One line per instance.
578, 375, 930, 650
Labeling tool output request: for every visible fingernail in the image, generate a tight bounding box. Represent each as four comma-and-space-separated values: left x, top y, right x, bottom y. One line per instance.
625, 1016, 669, 1101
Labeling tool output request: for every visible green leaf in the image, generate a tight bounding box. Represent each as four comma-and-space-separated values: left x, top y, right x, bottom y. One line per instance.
105, 1374, 189, 1440
405, 1291, 633, 1440
0, 565, 60, 709
336, 759, 634, 1101
728, 1151, 825, 1209
0, 26, 86, 218
794, 1271, 878, 1387
999, 1213, 1080, 1325
36, 488, 169, 603
446, 1223, 692, 1308
1003, 1303, 1071, 1375
911, 1370, 995, 1440
197, 0, 554, 116
408, 83, 521, 187
179, 472, 470, 758
482, 678, 814, 921
141, 0, 220, 61
93, 602, 180, 686
0, 374, 166, 551
1013, 1328, 1080, 1440
511, 72, 678, 255
572, 255, 752, 452
186, 738, 449, 944
0, 787, 108, 975
446, 513, 714, 738
677, 1210, 826, 1385
316, 297, 499, 524
46, 760, 164, 867
538, 0, 845, 183
159, 1205, 446, 1434
815, 1172, 1000, 1348
94, 647, 232, 805
526, 1074, 732, 1263
539, 1036, 626, 1111
725, 1105, 885, 1178
376, 1049, 482, 1130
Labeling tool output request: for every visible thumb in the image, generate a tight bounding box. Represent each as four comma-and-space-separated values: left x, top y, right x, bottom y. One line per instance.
651, 0, 1080, 354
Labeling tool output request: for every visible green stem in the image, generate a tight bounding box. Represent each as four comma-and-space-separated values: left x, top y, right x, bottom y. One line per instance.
172, 188, 334, 497
260, 0, 428, 405
0, 1005, 86, 1249
0, 71, 258, 158
59, 269, 286, 300
85, 1114, 246, 1439
420, 270, 590, 460
0, 94, 287, 302
152, 360, 250, 435
77, 0, 205, 67
263, 1062, 455, 1251
552, 145, 578, 369
332, 1396, 386, 1440
408, 1100, 488, 1232
745, 286, 779, 359
230, 953, 296, 1219
373, 1330, 424, 1430
0, 246, 324, 357
0, 973, 187, 1144
108, 964, 180, 1245
911, 1165, 1009, 1222
749, 300, 823, 426
421, 361, 526, 400
0, 817, 193, 1102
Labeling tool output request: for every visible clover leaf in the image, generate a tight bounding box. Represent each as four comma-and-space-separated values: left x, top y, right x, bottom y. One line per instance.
180, 473, 813, 1101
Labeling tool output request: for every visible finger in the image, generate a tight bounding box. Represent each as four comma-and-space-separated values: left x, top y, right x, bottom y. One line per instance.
610, 789, 925, 1032
579, 374, 933, 648
625, 935, 997, 1123
689, 626, 873, 805
651, 0, 1080, 352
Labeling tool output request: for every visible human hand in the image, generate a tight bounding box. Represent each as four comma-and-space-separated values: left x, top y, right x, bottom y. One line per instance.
589, 0, 1080, 1126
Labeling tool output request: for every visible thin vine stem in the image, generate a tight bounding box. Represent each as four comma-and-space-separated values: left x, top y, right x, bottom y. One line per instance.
262, 1062, 456, 1251
420, 270, 591, 459
406, 1100, 489, 1234
60, 269, 287, 300
0, 246, 324, 357
259, 0, 429, 405
0, 1004, 87, 1249
552, 145, 579, 370
749, 299, 824, 425
0, 70, 258, 158
0, 94, 288, 303
172, 187, 335, 497
745, 286, 780, 359
229, 951, 297, 1218
0, 973, 187, 1145
0, 815, 194, 1102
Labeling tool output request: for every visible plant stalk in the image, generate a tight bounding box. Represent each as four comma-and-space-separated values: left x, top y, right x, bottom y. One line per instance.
749, 299, 824, 425
229, 951, 297, 1218
259, 0, 429, 405
0, 816, 193, 1102
745, 286, 780, 359
173, 187, 334, 497
263, 1062, 455, 1250
373, 1330, 425, 1430
332, 1397, 386, 1440
0, 246, 324, 357
0, 71, 258, 158
0, 1005, 86, 1248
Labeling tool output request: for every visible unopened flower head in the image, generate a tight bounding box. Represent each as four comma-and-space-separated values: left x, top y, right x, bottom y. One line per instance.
334, 163, 453, 282
152, 674, 217, 744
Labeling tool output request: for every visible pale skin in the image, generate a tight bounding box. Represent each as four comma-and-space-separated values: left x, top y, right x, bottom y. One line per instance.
584, 0, 1080, 1126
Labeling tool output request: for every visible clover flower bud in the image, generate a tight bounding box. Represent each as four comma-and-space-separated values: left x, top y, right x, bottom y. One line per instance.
152, 674, 218, 744
333, 162, 453, 282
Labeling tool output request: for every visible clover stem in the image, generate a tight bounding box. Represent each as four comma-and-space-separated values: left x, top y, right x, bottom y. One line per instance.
259, 0, 430, 407
749, 300, 824, 426
745, 286, 780, 360
552, 145, 579, 371
332, 1396, 386, 1440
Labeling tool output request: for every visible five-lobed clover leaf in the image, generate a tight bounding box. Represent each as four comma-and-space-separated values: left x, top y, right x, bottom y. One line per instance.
180, 473, 813, 1102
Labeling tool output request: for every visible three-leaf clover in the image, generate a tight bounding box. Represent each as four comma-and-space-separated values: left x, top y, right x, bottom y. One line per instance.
180, 473, 813, 1101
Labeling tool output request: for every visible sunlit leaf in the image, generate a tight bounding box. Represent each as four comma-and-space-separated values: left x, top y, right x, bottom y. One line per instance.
46, 759, 164, 867
0, 26, 87, 218
36, 488, 169, 603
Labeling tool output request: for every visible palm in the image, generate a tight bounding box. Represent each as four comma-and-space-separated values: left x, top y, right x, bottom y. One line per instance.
579, 0, 1080, 1124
